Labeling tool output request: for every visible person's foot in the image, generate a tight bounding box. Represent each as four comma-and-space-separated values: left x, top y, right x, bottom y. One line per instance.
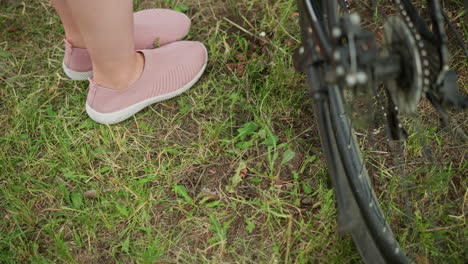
62, 9, 191, 80
85, 41, 207, 125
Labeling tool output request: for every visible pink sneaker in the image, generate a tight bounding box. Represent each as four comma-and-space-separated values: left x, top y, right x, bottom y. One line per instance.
62, 9, 191, 81
85, 41, 207, 125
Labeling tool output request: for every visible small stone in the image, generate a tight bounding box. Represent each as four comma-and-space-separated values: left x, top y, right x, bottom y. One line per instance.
201, 187, 217, 196
300, 197, 314, 206
83, 190, 98, 199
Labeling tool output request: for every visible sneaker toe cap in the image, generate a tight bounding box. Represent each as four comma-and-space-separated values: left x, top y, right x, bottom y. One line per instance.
146, 41, 207, 89
134, 9, 191, 49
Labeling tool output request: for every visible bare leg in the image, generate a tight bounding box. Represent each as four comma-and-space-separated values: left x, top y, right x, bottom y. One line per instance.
64, 0, 143, 90
50, 0, 85, 48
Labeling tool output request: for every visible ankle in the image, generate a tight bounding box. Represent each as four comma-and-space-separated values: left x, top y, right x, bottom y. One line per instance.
66, 37, 86, 49
93, 53, 144, 90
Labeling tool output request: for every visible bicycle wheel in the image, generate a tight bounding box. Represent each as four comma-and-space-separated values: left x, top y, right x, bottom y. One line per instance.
297, 0, 467, 263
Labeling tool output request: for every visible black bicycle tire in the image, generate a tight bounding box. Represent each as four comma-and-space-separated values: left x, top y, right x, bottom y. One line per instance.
300, 0, 412, 263
328, 85, 410, 263
308, 84, 387, 264
305, 66, 407, 263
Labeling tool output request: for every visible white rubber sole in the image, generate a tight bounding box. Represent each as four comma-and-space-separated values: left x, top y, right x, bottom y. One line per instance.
63, 61, 93, 81
86, 62, 207, 125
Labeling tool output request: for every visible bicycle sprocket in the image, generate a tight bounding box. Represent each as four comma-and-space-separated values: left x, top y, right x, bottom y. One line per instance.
382, 16, 428, 114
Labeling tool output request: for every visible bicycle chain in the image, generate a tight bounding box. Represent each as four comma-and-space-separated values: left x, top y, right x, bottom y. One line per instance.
391, 0, 435, 95
380, 0, 436, 137
385, 0, 444, 142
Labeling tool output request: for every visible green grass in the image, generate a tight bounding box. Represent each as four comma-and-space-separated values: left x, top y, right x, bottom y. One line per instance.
0, 0, 466, 263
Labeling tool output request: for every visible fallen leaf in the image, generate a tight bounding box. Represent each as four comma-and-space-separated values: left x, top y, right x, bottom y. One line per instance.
376, 30, 384, 42
235, 53, 247, 61
290, 12, 299, 18
273, 178, 294, 190
274, 178, 294, 185
259, 39, 268, 46
239, 168, 249, 179
284, 39, 296, 48
7, 26, 19, 32
226, 161, 248, 193
227, 62, 247, 77
415, 255, 431, 264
